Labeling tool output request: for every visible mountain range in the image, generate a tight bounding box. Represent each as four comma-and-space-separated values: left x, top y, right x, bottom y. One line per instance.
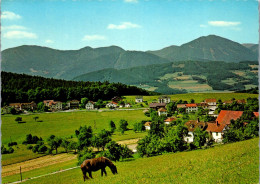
2, 35, 258, 81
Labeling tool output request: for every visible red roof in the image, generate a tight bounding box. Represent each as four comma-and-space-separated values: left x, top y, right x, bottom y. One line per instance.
144, 122, 152, 126
158, 108, 167, 112
206, 122, 226, 133
165, 117, 177, 122
111, 101, 118, 105
216, 110, 243, 125
253, 112, 259, 118
186, 104, 197, 107
237, 99, 246, 104
177, 104, 186, 108
205, 99, 216, 103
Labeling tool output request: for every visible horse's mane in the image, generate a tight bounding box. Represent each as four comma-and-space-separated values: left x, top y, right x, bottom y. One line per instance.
103, 157, 115, 167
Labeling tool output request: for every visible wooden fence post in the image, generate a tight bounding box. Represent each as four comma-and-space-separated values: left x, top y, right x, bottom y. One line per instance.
20, 166, 22, 182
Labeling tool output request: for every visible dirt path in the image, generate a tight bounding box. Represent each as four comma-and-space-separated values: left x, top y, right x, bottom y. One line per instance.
117, 138, 140, 145
2, 153, 77, 177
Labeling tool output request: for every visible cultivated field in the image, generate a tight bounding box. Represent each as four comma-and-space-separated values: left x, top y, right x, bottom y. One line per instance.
20, 138, 259, 184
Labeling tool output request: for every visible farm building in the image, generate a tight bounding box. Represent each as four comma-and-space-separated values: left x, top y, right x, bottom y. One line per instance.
158, 108, 167, 116
216, 110, 244, 125
106, 101, 118, 108
158, 95, 171, 103
135, 96, 143, 103
144, 122, 152, 130
149, 103, 166, 110
86, 101, 95, 110
67, 100, 80, 109
164, 117, 177, 125
206, 122, 227, 143
184, 119, 207, 143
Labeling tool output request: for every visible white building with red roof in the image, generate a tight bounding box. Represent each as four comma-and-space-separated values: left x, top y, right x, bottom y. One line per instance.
206, 122, 227, 143
186, 104, 198, 113
158, 108, 167, 116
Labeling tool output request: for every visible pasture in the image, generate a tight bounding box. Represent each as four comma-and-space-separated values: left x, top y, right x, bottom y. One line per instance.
20, 138, 259, 184
125, 93, 258, 104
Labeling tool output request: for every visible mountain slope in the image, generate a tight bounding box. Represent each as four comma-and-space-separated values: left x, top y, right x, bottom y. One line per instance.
1, 45, 170, 80
2, 35, 258, 80
149, 35, 258, 62
73, 60, 258, 94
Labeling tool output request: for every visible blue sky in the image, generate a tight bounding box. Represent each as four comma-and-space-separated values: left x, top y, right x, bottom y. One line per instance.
1, 0, 259, 51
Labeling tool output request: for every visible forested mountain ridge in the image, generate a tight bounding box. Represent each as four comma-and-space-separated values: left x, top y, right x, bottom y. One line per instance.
1, 72, 156, 106
2, 35, 258, 80
73, 60, 258, 94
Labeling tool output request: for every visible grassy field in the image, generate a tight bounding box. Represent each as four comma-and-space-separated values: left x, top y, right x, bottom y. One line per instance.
21, 138, 259, 184
1, 110, 149, 165
125, 93, 258, 104
1, 110, 149, 145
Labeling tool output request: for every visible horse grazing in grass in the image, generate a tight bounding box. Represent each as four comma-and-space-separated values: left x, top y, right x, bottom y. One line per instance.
80, 157, 118, 181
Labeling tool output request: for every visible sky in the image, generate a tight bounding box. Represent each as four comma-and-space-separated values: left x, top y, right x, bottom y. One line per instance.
1, 0, 259, 51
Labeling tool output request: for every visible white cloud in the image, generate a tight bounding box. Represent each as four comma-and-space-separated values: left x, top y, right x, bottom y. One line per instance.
1, 11, 21, 20
82, 35, 106, 41
3, 31, 37, 39
107, 22, 141, 30
2, 25, 27, 31
45, 39, 54, 44
124, 0, 138, 3
208, 21, 241, 27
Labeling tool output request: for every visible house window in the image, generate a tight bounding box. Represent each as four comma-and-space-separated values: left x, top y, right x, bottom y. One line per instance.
216, 132, 218, 136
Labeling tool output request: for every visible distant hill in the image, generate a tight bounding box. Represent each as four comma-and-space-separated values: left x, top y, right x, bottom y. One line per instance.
242, 43, 258, 55
73, 60, 258, 94
2, 35, 258, 80
148, 35, 258, 62
2, 45, 170, 80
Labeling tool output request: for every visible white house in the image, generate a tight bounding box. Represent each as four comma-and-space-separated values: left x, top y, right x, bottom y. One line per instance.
144, 122, 152, 130
164, 117, 177, 125
125, 103, 131, 108
158, 108, 167, 116
135, 96, 143, 103
206, 122, 227, 143
106, 101, 118, 108
185, 104, 198, 113
158, 95, 171, 104
184, 120, 208, 143
85, 101, 95, 110
50, 101, 63, 111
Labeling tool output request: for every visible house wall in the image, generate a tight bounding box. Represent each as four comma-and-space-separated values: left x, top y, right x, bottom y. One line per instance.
184, 132, 194, 143
212, 132, 222, 142
186, 107, 198, 113
145, 126, 150, 130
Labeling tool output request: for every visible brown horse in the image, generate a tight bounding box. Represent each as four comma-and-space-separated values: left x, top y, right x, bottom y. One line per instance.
80, 157, 118, 181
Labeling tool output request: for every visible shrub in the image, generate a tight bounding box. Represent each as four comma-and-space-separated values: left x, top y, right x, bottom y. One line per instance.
8, 142, 17, 147
27, 145, 33, 150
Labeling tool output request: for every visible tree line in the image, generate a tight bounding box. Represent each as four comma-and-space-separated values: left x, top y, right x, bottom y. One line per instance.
1, 72, 157, 106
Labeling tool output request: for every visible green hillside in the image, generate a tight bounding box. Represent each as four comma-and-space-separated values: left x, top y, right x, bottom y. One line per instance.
73, 60, 258, 94
2, 35, 258, 81
22, 138, 259, 184
1, 45, 170, 80
149, 35, 258, 62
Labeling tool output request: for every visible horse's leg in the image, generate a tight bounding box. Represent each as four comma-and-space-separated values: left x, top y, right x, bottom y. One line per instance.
88, 171, 93, 179
83, 171, 89, 181
101, 169, 104, 177
103, 168, 107, 176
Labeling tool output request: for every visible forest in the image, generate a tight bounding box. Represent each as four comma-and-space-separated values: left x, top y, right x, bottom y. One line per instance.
1, 72, 156, 106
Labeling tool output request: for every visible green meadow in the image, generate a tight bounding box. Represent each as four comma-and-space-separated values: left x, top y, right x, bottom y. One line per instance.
22, 138, 259, 184
1, 110, 148, 145
125, 93, 258, 104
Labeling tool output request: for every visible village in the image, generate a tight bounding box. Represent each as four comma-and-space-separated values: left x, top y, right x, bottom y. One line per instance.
2, 95, 258, 146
